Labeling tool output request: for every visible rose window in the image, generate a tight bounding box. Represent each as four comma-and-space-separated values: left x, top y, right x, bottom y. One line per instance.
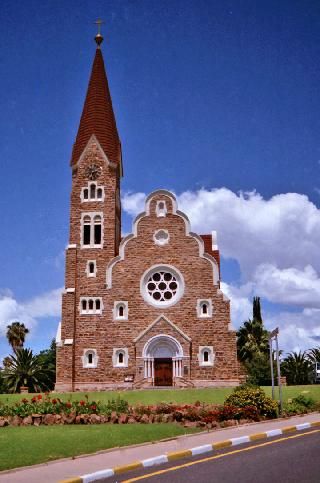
141, 266, 184, 307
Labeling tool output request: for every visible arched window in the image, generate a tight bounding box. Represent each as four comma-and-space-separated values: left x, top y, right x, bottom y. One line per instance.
199, 346, 214, 367
81, 183, 104, 202
80, 297, 103, 315
113, 301, 128, 320
197, 299, 212, 318
89, 262, 95, 274
83, 215, 91, 246
97, 188, 103, 199
94, 215, 102, 245
82, 349, 98, 368
90, 183, 96, 199
113, 348, 129, 367
156, 200, 167, 217
81, 213, 103, 247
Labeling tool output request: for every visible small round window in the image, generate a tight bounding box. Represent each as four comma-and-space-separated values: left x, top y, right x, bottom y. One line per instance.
141, 265, 184, 307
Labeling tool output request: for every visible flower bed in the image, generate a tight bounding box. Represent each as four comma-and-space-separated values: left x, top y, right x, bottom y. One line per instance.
0, 390, 279, 428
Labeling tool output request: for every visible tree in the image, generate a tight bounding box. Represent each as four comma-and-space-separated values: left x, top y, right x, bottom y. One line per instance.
2, 348, 55, 393
307, 347, 320, 363
237, 297, 271, 385
37, 339, 56, 390
6, 322, 29, 352
237, 297, 269, 362
281, 351, 313, 385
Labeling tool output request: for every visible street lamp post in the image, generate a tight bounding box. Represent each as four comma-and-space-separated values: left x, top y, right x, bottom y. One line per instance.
269, 327, 283, 414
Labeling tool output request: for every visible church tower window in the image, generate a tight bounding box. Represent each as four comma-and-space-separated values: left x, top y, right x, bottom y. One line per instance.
81, 182, 105, 202
83, 215, 91, 245
94, 215, 102, 245
86, 260, 97, 277
81, 213, 103, 248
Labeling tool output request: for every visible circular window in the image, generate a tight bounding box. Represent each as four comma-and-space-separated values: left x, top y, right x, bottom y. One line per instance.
141, 265, 184, 307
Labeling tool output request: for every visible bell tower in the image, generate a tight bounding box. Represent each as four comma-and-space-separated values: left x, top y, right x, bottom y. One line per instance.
56, 26, 122, 391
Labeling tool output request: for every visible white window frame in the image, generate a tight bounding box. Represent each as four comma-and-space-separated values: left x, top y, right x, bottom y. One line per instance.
153, 229, 170, 246
80, 212, 103, 248
81, 182, 105, 202
198, 346, 215, 367
140, 264, 184, 308
112, 348, 129, 368
197, 299, 213, 318
82, 349, 99, 368
156, 200, 167, 217
113, 301, 128, 321
86, 260, 97, 278
80, 297, 103, 315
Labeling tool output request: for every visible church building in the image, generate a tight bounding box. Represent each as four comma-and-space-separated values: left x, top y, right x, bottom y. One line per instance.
55, 31, 239, 391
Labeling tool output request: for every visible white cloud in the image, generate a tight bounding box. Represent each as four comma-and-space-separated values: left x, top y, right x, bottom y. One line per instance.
122, 192, 146, 217
122, 188, 320, 351
221, 281, 252, 327
123, 188, 320, 278
0, 288, 62, 339
253, 264, 320, 309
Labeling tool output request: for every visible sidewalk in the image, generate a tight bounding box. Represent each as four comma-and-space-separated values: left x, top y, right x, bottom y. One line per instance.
1, 413, 319, 483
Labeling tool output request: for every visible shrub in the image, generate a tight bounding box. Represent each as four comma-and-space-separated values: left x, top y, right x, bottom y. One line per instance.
292, 394, 315, 410
225, 386, 278, 419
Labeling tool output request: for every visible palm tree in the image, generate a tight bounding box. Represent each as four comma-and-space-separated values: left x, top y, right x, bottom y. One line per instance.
281, 351, 313, 385
2, 348, 55, 393
6, 322, 29, 352
237, 297, 269, 362
307, 347, 320, 363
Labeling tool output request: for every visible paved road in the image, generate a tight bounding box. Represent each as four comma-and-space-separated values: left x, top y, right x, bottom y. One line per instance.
114, 428, 320, 483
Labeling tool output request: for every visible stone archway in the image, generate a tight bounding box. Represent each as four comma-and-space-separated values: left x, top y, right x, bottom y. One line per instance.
142, 334, 184, 386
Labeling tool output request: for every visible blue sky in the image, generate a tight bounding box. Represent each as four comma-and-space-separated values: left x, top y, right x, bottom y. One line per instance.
1, 0, 320, 361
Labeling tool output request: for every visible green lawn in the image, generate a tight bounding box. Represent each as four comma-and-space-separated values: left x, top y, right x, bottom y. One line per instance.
1, 385, 320, 406
0, 424, 199, 471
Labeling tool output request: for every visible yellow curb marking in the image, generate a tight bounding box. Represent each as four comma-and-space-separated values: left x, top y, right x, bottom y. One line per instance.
114, 461, 143, 474
249, 432, 267, 441
311, 421, 320, 427
167, 450, 192, 461
212, 440, 232, 450
281, 425, 297, 433
59, 479, 82, 483
123, 429, 320, 482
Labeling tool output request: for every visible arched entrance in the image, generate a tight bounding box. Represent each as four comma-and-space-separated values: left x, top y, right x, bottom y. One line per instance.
142, 335, 183, 386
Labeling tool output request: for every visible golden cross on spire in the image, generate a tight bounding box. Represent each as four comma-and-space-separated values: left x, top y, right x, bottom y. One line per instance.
94, 18, 105, 47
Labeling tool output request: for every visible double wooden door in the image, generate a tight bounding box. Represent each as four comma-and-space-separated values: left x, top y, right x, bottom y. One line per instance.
154, 358, 173, 386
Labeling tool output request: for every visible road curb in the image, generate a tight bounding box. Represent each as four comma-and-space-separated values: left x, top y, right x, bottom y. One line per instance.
59, 420, 320, 483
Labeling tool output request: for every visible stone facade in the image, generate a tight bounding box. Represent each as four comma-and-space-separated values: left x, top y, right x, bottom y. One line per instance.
55, 40, 239, 391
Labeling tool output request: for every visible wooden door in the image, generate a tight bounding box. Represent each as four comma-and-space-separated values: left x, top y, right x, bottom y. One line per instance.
154, 358, 173, 386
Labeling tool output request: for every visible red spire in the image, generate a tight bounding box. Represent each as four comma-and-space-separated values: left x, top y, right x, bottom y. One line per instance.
71, 45, 122, 170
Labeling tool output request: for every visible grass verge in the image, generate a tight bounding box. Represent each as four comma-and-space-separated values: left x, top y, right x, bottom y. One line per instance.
1, 386, 320, 406
0, 423, 199, 471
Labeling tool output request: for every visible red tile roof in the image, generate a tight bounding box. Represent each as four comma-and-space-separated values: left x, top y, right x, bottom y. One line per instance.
71, 48, 122, 168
